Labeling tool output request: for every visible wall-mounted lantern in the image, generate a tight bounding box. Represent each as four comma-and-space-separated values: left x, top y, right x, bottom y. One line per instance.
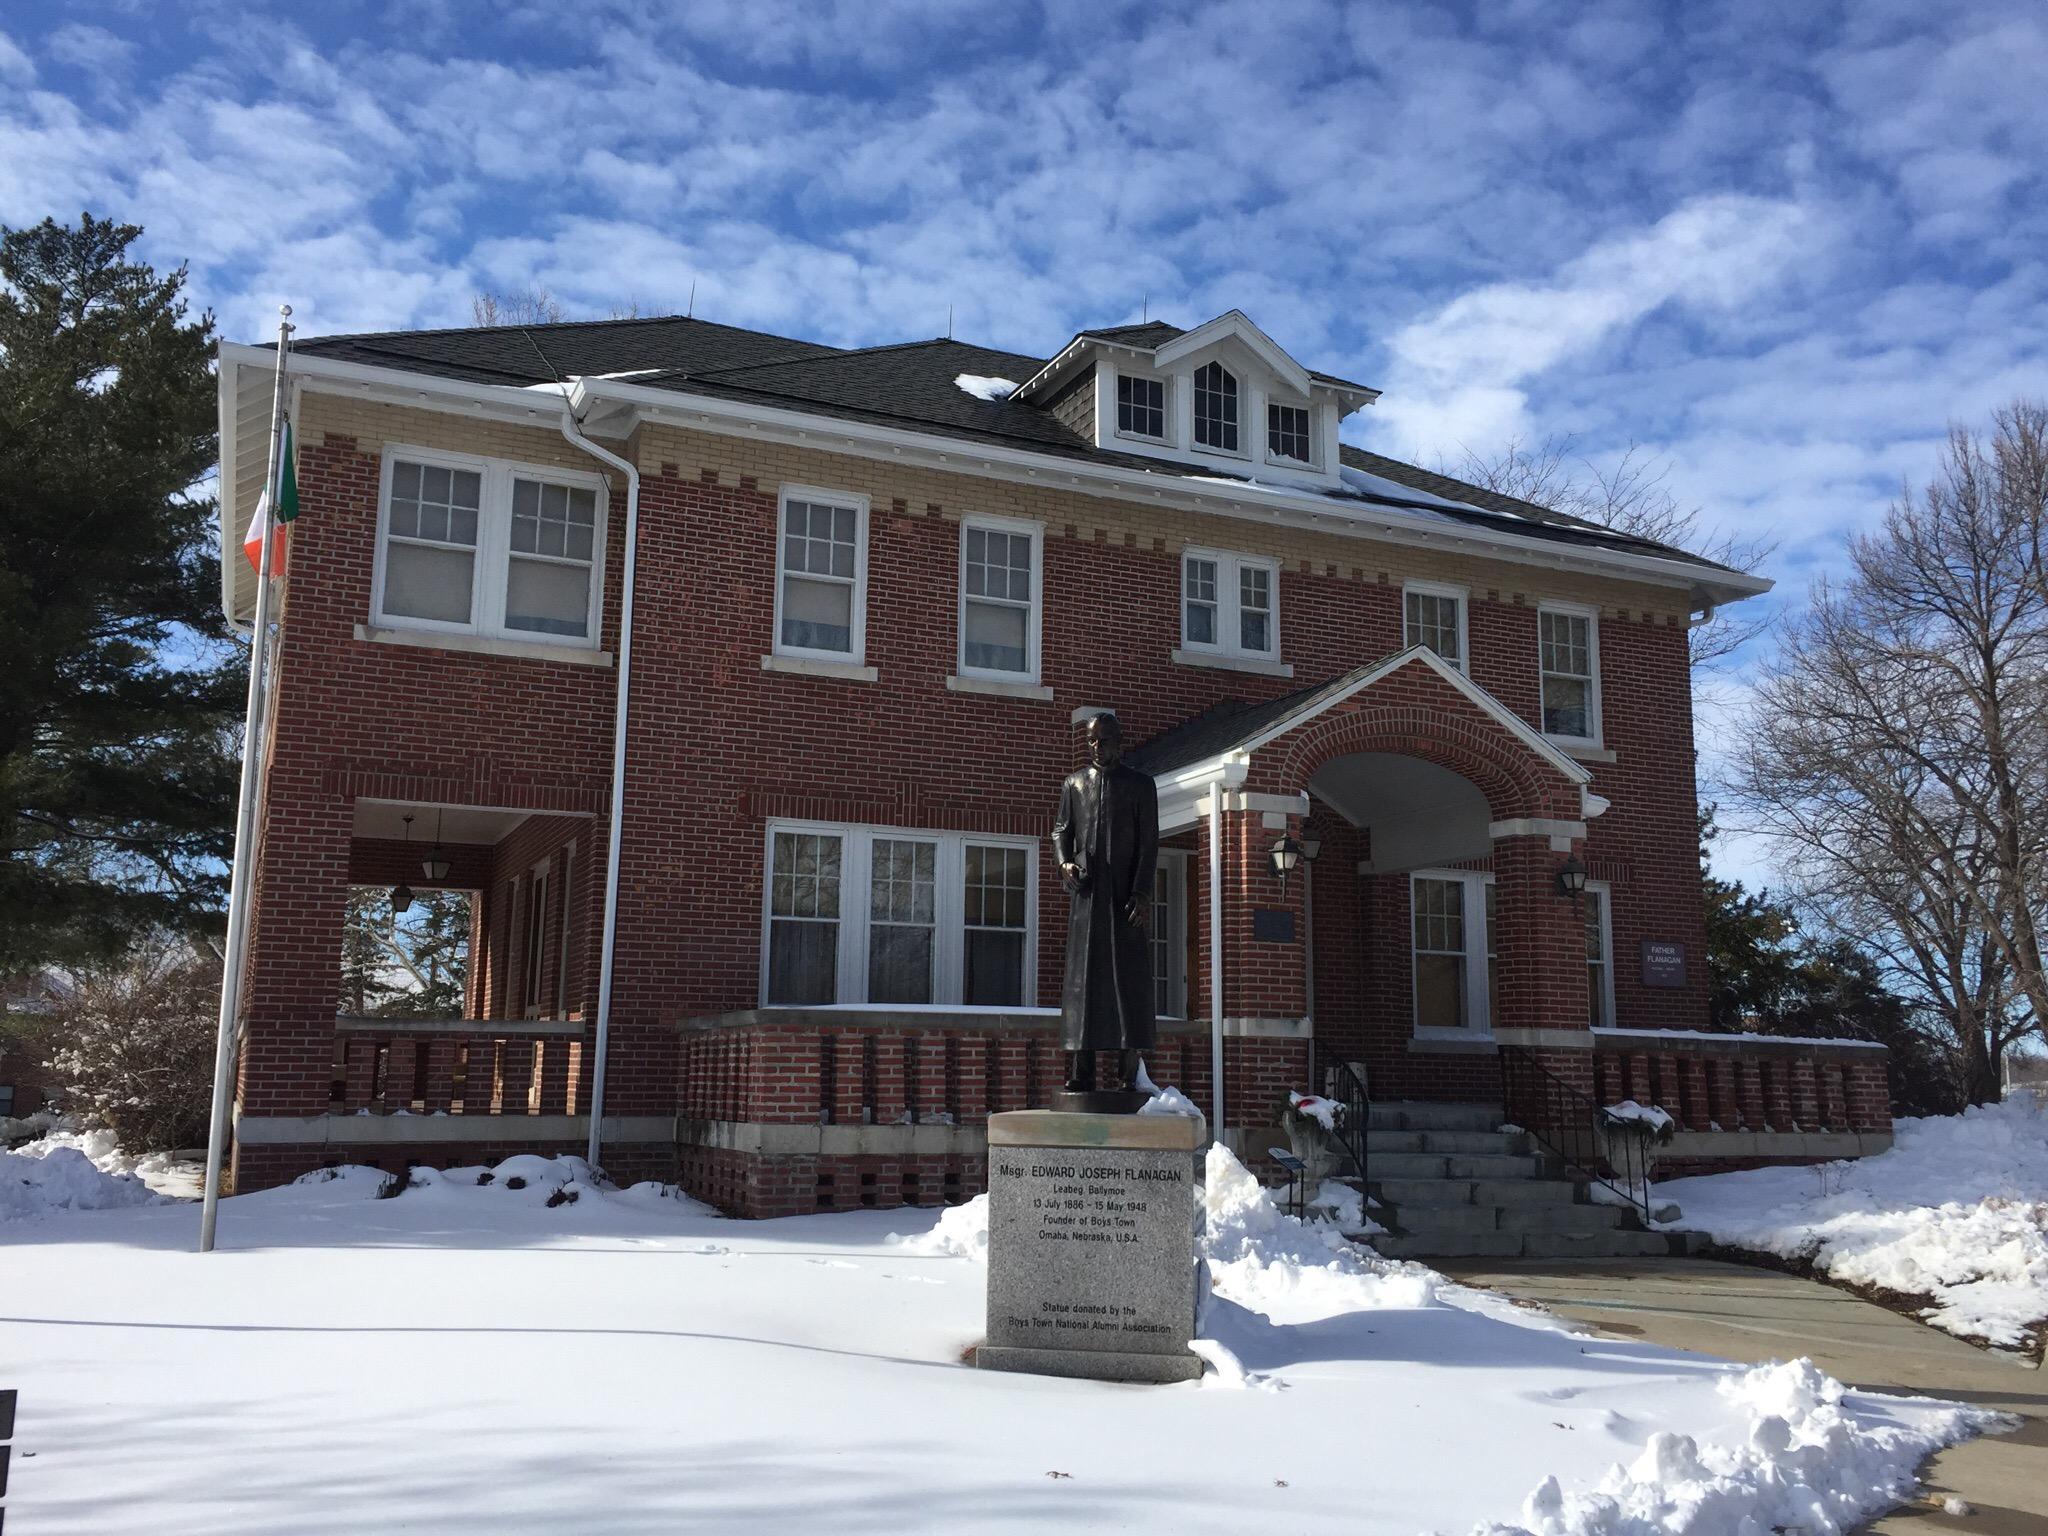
1555, 853, 1589, 913
1268, 832, 1305, 888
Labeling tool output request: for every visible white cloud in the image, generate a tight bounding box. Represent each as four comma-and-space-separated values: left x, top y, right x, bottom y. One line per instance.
0, 30, 34, 86
45, 23, 136, 76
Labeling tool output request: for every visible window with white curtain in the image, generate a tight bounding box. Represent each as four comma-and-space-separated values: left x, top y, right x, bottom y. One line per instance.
376, 447, 605, 646
776, 488, 867, 661
762, 822, 1037, 1007
958, 515, 1042, 681
1539, 604, 1601, 742
1181, 548, 1279, 660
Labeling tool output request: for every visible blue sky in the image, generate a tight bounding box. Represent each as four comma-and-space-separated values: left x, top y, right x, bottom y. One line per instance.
5, 0, 2045, 886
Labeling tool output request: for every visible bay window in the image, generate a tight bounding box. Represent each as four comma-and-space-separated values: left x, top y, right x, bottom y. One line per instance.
375, 447, 605, 646
762, 822, 1038, 1007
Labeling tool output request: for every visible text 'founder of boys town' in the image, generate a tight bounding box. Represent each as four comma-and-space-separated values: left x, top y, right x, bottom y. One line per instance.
1051, 712, 1160, 1090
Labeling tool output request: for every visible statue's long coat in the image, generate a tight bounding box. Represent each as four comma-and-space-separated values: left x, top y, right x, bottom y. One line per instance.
1052, 761, 1160, 1051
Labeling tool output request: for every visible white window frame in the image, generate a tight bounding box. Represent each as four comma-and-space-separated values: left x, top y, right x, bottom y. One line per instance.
1151, 851, 1189, 1020
1181, 547, 1280, 661
1263, 397, 1316, 468
758, 819, 1039, 1009
1113, 372, 1170, 445
1402, 580, 1469, 674
956, 513, 1044, 684
1410, 868, 1495, 1041
555, 841, 576, 1019
1191, 360, 1244, 456
522, 859, 550, 1018
372, 444, 607, 649
772, 484, 870, 665
1537, 600, 1603, 747
1584, 878, 1615, 1029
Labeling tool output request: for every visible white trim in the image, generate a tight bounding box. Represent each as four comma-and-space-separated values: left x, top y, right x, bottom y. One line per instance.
772, 483, 870, 666
1170, 648, 1295, 678
1584, 878, 1615, 1030
1536, 600, 1603, 749
218, 343, 1772, 625
1591, 1026, 1890, 1051
370, 442, 608, 650
1154, 310, 1314, 396
522, 858, 551, 1018
353, 622, 614, 668
1401, 579, 1469, 674
760, 654, 878, 682
1180, 546, 1281, 662
956, 512, 1045, 685
759, 819, 1039, 1009
1152, 850, 1190, 1021
556, 840, 576, 1020
1489, 817, 1587, 841
1110, 368, 1171, 447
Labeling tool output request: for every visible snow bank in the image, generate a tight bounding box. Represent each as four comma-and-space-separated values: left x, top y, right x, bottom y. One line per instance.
1603, 1100, 1675, 1136
290, 1153, 724, 1216
1, 1141, 161, 1220
953, 373, 1016, 401
1659, 1097, 2048, 1347
1493, 1359, 1984, 1536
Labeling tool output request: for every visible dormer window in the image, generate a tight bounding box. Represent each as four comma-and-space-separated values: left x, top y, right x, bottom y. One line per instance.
1193, 362, 1239, 452
1116, 375, 1165, 440
1267, 402, 1312, 464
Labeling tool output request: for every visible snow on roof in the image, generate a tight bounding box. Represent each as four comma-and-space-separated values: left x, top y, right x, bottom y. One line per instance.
953, 373, 1017, 401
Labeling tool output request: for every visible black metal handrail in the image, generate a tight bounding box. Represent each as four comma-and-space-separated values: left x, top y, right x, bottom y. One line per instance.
1499, 1044, 1651, 1222
1322, 1057, 1371, 1192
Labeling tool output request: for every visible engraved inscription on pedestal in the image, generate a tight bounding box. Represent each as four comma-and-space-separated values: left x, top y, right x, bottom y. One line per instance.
975, 1109, 1203, 1384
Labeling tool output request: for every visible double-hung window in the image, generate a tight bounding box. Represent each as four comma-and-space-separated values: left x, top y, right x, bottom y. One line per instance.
1116, 374, 1166, 440
1150, 852, 1189, 1019
1193, 361, 1239, 452
776, 487, 867, 662
958, 515, 1042, 682
1267, 401, 1312, 463
521, 862, 549, 1017
1411, 869, 1496, 1035
763, 823, 1037, 1007
376, 447, 606, 646
1181, 548, 1279, 660
1538, 604, 1600, 743
1403, 582, 1467, 671
1584, 880, 1614, 1027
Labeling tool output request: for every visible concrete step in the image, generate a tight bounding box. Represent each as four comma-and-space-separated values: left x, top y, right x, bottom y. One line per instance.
1369, 1230, 1523, 1261
1518, 1228, 1685, 1260
1390, 1205, 1501, 1236
1497, 1203, 1626, 1236
1415, 1130, 1528, 1156
1368, 1153, 1454, 1181
1444, 1153, 1546, 1180
1366, 1151, 1546, 1182
1359, 1129, 1424, 1153
1366, 1102, 1501, 1133
1472, 1178, 1580, 1207
1371, 1176, 1477, 1206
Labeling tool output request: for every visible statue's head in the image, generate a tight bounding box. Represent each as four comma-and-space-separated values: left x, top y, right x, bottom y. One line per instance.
1085, 712, 1123, 770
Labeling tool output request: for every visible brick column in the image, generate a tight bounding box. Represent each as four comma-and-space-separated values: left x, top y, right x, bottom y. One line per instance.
1491, 833, 1594, 1093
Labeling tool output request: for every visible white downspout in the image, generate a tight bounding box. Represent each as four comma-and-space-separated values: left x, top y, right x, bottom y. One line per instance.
1207, 788, 1225, 1144
559, 405, 640, 1171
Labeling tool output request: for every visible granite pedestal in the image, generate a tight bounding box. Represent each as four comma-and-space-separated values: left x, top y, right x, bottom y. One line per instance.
974, 1108, 1205, 1385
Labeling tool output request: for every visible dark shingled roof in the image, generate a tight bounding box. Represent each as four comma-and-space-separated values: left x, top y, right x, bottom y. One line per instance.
1071, 318, 1376, 395
284, 313, 1747, 583
1125, 665, 1390, 778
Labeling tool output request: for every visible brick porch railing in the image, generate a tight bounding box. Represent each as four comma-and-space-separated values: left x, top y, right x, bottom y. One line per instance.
331, 1015, 589, 1117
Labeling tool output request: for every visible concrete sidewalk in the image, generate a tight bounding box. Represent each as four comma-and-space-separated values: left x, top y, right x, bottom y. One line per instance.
1438, 1258, 2046, 1535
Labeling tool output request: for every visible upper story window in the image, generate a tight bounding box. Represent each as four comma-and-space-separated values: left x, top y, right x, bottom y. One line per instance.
1182, 548, 1279, 659
1193, 361, 1239, 452
1267, 402, 1312, 463
376, 447, 605, 646
1403, 582, 1467, 672
1116, 374, 1166, 440
763, 821, 1036, 1008
1538, 604, 1601, 743
776, 487, 868, 662
959, 514, 1043, 682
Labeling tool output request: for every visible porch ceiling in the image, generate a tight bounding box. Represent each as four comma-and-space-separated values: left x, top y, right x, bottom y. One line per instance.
1310, 753, 1490, 872
351, 801, 579, 845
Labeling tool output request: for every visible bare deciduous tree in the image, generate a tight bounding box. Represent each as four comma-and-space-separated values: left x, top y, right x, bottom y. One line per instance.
1736, 401, 2048, 1100
471, 286, 565, 328
1451, 437, 1774, 668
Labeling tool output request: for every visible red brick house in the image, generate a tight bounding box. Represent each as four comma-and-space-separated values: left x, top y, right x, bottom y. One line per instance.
213, 309, 1891, 1214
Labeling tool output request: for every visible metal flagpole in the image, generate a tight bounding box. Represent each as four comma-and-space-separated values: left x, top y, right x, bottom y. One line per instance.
200, 305, 294, 1253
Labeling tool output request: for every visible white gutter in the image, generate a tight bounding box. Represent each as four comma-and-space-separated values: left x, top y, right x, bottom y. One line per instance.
557, 408, 641, 1171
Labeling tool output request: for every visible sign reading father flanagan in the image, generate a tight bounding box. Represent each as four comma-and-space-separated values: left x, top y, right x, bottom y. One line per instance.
975, 1109, 1204, 1384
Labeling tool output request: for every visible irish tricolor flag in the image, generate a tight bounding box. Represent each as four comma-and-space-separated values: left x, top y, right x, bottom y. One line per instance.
242, 420, 301, 574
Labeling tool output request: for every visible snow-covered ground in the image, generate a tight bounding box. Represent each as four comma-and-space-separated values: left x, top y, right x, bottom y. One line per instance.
1, 1123, 201, 1211
0, 1146, 1997, 1534
1659, 1097, 2048, 1350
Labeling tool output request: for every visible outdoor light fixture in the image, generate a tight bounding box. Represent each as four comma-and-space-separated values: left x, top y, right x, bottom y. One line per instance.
1555, 853, 1589, 912
1268, 832, 1305, 887
422, 808, 452, 882
393, 814, 418, 913
1299, 819, 1324, 864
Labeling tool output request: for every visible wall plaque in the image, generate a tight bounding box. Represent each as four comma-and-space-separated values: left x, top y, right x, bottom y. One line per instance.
1252, 907, 1296, 943
1641, 940, 1688, 989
